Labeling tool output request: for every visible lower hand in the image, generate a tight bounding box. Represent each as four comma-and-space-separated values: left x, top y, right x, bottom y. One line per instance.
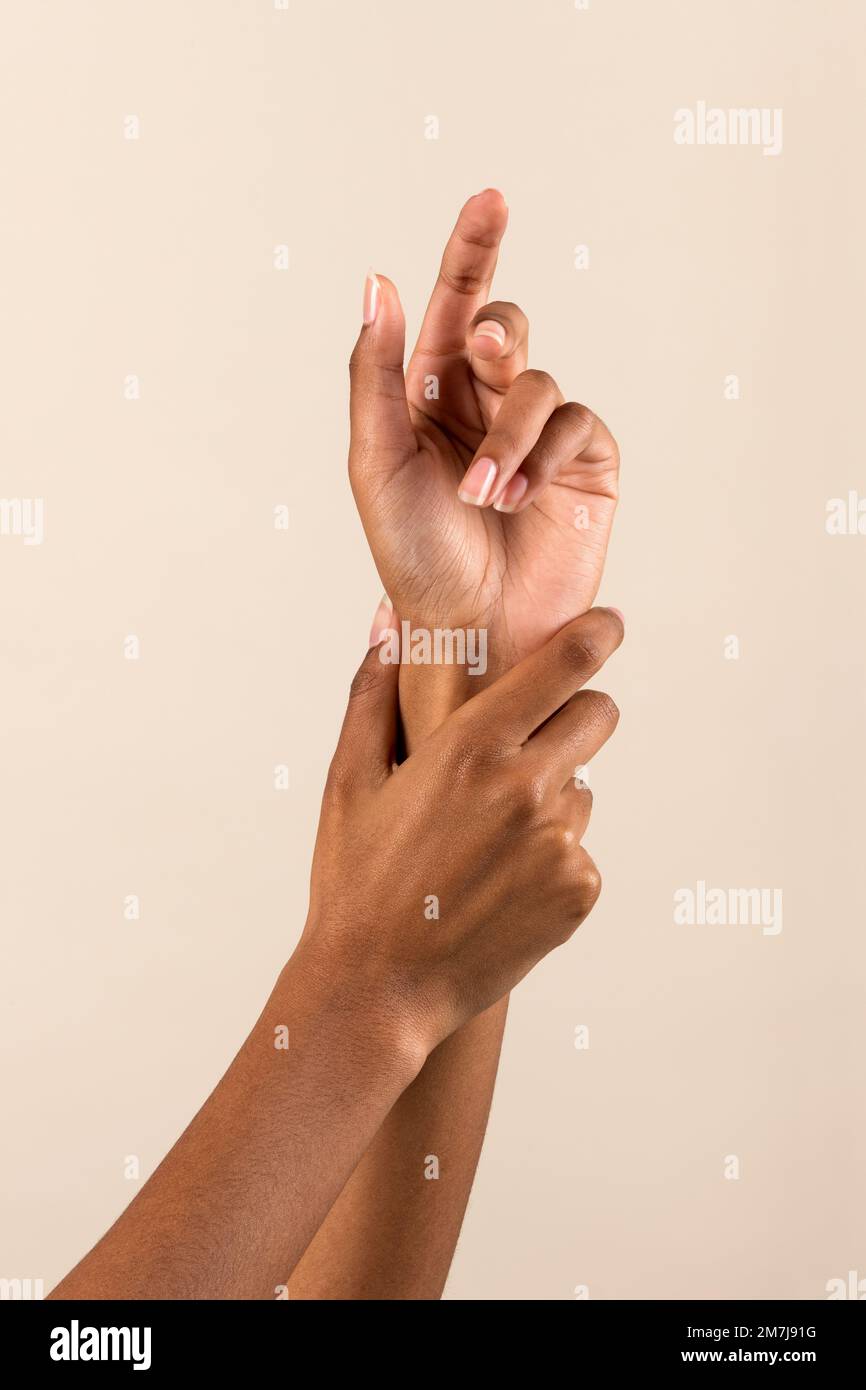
298, 607, 624, 1060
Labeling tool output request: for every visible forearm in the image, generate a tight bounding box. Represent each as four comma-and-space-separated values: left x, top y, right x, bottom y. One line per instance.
49, 942, 422, 1301
287, 1000, 507, 1299
288, 656, 512, 1301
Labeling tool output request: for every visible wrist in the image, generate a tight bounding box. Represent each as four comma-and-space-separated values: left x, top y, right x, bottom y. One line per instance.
395, 616, 517, 747
398, 664, 486, 745
276, 936, 431, 1091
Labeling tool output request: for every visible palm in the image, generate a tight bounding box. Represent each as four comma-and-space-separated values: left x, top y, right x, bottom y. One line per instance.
403, 368, 617, 661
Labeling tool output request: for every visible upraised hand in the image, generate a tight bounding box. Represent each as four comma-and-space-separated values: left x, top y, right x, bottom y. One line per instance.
349, 189, 620, 672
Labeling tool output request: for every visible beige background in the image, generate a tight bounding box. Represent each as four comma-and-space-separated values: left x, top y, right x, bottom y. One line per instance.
1, 0, 864, 1300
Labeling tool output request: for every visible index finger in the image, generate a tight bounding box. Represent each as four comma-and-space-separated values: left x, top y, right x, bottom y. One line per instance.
462, 609, 625, 746
409, 189, 508, 363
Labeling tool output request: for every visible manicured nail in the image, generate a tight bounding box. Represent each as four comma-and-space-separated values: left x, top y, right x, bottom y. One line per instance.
493, 472, 528, 513
607, 607, 625, 625
472, 319, 506, 349
369, 593, 393, 646
458, 457, 499, 506
363, 269, 380, 326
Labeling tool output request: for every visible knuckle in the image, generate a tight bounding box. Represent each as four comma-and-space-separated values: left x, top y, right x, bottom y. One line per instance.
512, 771, 548, 820
376, 362, 411, 398
458, 733, 507, 778
574, 858, 603, 913
549, 819, 578, 851
584, 690, 620, 731
476, 736, 511, 771
484, 772, 519, 821
523, 434, 559, 480
519, 367, 558, 396
560, 400, 596, 435
439, 263, 487, 298
440, 727, 492, 783
349, 351, 405, 399
559, 626, 604, 673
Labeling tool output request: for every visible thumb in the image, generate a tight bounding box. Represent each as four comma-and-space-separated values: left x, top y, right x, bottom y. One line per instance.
330, 607, 400, 792
349, 272, 415, 485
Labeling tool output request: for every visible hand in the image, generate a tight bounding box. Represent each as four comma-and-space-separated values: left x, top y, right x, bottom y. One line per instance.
299, 607, 624, 1057
349, 189, 620, 673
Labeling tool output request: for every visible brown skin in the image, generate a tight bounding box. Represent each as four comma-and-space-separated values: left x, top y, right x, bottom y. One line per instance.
288, 190, 621, 1300
302, 609, 622, 1045
49, 610, 622, 1300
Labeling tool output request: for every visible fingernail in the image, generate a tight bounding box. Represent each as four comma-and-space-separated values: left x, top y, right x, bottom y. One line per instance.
458, 457, 499, 506
363, 269, 380, 326
368, 593, 393, 646
607, 607, 625, 625
493, 472, 528, 513
472, 319, 506, 349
